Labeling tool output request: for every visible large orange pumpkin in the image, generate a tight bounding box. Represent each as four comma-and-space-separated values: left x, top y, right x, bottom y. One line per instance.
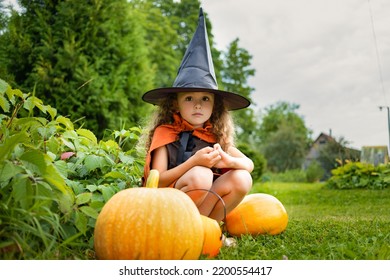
94, 170, 204, 259
225, 193, 288, 236
200, 215, 222, 258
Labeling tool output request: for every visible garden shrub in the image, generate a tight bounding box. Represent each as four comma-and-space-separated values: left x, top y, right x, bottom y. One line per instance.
237, 143, 266, 181
306, 160, 325, 182
326, 161, 390, 190
0, 79, 144, 259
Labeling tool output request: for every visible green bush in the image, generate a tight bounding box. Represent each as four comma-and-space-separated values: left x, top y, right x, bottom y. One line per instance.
306, 160, 325, 182
0, 79, 144, 259
236, 143, 267, 181
326, 161, 390, 190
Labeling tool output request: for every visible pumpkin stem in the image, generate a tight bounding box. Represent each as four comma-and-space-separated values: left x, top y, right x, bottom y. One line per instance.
146, 169, 160, 188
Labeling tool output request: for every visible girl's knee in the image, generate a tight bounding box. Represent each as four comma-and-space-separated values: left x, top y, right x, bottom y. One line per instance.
190, 166, 213, 187
178, 166, 213, 206
229, 170, 252, 195
177, 166, 213, 191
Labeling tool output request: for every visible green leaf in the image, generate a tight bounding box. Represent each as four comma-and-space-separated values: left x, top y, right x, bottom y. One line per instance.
0, 94, 10, 112
119, 153, 134, 164
104, 170, 127, 179
37, 125, 56, 139
6, 87, 25, 100
60, 138, 76, 150
89, 200, 104, 212
56, 116, 74, 130
100, 185, 115, 202
36, 181, 54, 198
46, 105, 57, 120
100, 139, 119, 152
20, 150, 49, 174
54, 160, 68, 178
84, 154, 103, 171
0, 161, 24, 184
79, 206, 99, 219
0, 131, 29, 162
23, 96, 36, 111
76, 192, 92, 205
20, 150, 75, 213
31, 96, 46, 113
77, 128, 97, 145
74, 210, 88, 233
58, 191, 75, 214
86, 184, 98, 192
12, 175, 33, 209
0, 78, 8, 94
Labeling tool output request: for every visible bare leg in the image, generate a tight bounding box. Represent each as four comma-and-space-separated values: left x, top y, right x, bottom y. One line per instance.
175, 167, 252, 222
174, 166, 214, 207
198, 170, 252, 222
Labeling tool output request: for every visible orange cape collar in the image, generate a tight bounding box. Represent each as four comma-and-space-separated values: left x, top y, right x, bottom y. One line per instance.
143, 113, 216, 184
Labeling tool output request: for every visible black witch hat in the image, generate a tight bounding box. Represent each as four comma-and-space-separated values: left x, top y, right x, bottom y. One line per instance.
142, 8, 250, 110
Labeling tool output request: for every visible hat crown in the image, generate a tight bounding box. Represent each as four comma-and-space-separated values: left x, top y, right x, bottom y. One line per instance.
173, 8, 218, 90
141, 7, 251, 111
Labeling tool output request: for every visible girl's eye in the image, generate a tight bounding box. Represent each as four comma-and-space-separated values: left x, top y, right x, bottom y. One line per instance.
202, 96, 210, 101
185, 96, 193, 101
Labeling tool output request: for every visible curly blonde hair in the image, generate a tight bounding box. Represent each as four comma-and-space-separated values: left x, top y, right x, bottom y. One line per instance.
140, 93, 235, 153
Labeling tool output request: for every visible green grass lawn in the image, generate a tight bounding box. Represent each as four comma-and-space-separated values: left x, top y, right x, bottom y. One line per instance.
216, 182, 390, 260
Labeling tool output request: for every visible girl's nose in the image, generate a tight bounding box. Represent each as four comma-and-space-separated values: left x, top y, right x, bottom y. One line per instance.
194, 99, 202, 108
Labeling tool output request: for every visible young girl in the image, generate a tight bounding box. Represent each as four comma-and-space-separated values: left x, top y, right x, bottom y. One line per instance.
141, 8, 253, 222
142, 91, 253, 222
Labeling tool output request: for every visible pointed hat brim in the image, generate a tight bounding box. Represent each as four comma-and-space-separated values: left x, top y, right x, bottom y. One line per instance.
142, 87, 250, 111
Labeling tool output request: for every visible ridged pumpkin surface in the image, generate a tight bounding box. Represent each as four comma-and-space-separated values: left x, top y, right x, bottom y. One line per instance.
94, 187, 204, 260
200, 215, 222, 258
226, 193, 288, 236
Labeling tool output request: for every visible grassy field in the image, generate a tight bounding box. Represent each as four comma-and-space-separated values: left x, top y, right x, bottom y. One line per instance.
215, 182, 390, 260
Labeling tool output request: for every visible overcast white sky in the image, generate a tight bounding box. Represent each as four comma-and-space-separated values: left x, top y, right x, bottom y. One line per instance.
202, 0, 390, 150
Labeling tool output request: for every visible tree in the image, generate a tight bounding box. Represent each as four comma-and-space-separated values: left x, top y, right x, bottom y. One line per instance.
1, 0, 259, 142
258, 101, 311, 144
0, 0, 11, 80
220, 38, 256, 143
258, 101, 312, 172
0, 0, 8, 32
132, 0, 181, 89
1, 0, 153, 136
262, 123, 308, 172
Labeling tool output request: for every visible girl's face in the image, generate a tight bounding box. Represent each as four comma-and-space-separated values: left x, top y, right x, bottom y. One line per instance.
176, 92, 214, 128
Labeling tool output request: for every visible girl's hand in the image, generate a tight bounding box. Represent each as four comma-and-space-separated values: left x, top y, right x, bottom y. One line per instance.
212, 144, 254, 172
212, 144, 233, 169
192, 146, 221, 168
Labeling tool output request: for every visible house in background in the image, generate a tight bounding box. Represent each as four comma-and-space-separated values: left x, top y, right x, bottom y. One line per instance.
303, 131, 361, 171
303, 132, 335, 170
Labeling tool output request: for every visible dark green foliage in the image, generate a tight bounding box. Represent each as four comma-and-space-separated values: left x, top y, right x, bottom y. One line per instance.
221, 38, 257, 143
236, 143, 266, 181
262, 123, 308, 172
0, 0, 259, 140
1, 0, 153, 137
258, 102, 312, 172
326, 162, 390, 190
